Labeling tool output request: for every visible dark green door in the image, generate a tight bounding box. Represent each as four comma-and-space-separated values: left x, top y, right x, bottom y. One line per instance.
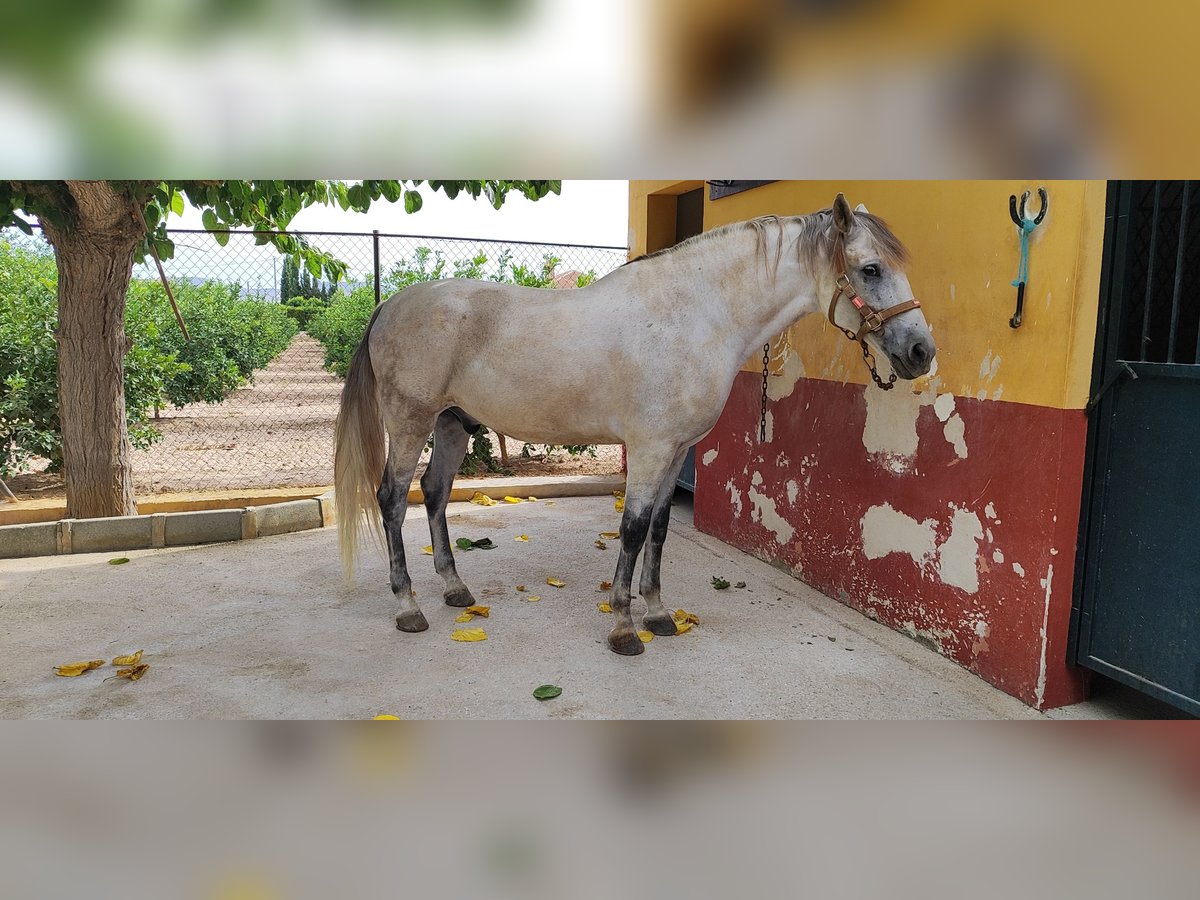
1073, 181, 1200, 716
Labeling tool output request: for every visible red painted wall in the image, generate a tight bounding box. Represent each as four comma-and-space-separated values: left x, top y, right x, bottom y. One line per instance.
694, 372, 1090, 709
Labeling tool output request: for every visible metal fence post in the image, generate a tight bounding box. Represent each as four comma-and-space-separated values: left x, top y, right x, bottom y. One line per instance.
372, 230, 381, 306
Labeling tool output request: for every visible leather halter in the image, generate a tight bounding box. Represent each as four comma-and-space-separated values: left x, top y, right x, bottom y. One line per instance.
827, 271, 921, 390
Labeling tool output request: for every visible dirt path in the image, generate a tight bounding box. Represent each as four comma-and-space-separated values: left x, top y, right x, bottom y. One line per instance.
8, 333, 621, 500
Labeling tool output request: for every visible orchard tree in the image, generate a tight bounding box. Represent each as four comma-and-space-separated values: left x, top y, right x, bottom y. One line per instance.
0, 180, 561, 518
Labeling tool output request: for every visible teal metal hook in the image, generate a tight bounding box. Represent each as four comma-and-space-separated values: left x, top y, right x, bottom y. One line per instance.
1008, 188, 1047, 328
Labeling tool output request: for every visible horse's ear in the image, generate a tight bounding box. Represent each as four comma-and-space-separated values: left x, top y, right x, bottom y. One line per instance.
854, 203, 870, 214
832, 193, 854, 234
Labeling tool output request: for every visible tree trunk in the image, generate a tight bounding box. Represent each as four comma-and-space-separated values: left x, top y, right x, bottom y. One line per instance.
40, 182, 143, 519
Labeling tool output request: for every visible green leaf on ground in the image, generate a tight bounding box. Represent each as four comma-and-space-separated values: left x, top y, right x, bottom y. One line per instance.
711, 576, 730, 590
533, 684, 562, 701
455, 537, 496, 551
108, 557, 130, 565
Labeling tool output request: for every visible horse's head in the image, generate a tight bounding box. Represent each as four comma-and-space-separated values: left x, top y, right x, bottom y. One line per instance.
826, 193, 935, 382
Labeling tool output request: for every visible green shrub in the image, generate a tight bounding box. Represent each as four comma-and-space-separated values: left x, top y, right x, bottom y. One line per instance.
280, 294, 330, 330
126, 279, 297, 407
0, 239, 184, 476
307, 285, 376, 379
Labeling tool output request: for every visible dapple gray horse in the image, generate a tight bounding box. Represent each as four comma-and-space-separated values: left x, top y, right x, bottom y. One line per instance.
335, 194, 935, 654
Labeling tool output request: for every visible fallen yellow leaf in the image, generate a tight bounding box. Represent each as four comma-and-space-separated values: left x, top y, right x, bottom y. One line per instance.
599, 531, 620, 539
598, 602, 613, 613
111, 664, 150, 681
454, 612, 473, 623
598, 581, 612, 591
515, 534, 530, 542
637, 630, 654, 643
614, 497, 625, 512
546, 577, 566, 588
674, 609, 700, 625
54, 659, 105, 677
527, 595, 541, 602
594, 539, 607, 550
673, 620, 695, 635
464, 605, 490, 617
451, 628, 487, 642
469, 491, 497, 507
503, 496, 523, 504
373, 714, 400, 720
515, 584, 527, 592
421, 545, 434, 555
111, 650, 143, 666
613, 490, 625, 499
526, 496, 538, 502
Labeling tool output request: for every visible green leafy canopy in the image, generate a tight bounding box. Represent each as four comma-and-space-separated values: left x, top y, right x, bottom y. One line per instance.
0, 180, 562, 283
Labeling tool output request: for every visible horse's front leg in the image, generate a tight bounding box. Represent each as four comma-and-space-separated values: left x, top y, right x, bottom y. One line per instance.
607, 446, 678, 655
638, 447, 688, 636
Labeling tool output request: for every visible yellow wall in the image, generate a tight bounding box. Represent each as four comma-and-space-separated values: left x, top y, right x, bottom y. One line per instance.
628, 180, 1106, 410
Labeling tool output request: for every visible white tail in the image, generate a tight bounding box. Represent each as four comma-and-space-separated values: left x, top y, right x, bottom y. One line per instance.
333, 309, 386, 582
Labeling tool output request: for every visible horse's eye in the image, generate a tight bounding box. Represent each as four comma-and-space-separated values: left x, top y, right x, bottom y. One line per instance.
862, 264, 881, 278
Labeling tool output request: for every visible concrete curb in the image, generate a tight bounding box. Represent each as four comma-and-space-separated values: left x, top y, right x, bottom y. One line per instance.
0, 474, 625, 560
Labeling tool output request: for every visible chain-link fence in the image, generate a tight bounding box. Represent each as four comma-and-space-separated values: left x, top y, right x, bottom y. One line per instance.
2, 227, 628, 496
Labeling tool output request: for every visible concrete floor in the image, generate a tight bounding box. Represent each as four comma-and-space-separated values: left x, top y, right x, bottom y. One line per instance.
0, 494, 1065, 719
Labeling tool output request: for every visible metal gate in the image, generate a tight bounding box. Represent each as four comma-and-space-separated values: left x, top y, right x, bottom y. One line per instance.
1072, 181, 1200, 716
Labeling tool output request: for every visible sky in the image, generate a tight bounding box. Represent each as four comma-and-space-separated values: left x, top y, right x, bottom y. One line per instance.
171, 180, 630, 247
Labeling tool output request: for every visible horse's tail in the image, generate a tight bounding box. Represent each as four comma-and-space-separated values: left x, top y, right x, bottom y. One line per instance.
334, 305, 387, 582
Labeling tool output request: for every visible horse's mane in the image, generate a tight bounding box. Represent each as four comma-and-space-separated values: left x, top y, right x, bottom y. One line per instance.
625, 210, 909, 275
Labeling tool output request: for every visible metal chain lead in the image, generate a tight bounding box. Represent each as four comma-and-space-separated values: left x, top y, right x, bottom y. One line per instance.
862, 342, 897, 391
760, 343, 770, 441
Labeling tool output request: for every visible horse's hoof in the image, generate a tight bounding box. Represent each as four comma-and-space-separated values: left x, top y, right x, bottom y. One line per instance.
642, 612, 679, 636
396, 610, 429, 632
608, 629, 646, 656
443, 587, 476, 608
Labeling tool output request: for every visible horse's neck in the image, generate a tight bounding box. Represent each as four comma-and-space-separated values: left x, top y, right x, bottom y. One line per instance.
660, 225, 825, 360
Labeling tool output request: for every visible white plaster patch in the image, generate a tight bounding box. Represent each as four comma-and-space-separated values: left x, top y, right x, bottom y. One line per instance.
933, 393, 956, 422
861, 504, 938, 564
936, 507, 984, 593
1012, 562, 1026, 578
991, 385, 1004, 401
786, 479, 799, 505
763, 410, 774, 443
949, 283, 956, 302
984, 503, 997, 520
973, 620, 990, 638
748, 487, 795, 544
1036, 565, 1054, 707
725, 479, 743, 519
1049, 548, 1058, 556
992, 549, 1004, 564
751, 470, 763, 486
862, 383, 924, 472
766, 349, 806, 401
943, 413, 968, 458
701, 448, 718, 466
775, 452, 791, 468
979, 350, 993, 381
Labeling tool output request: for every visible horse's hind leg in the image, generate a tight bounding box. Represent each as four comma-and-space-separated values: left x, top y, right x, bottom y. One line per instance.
378, 423, 433, 633
638, 447, 689, 636
607, 443, 681, 656
422, 409, 477, 608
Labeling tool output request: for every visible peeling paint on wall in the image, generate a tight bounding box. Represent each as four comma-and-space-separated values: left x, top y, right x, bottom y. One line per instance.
766, 349, 805, 401
862, 385, 924, 473
1012, 562, 1026, 578
725, 478, 743, 519
786, 479, 799, 505
943, 414, 968, 458
702, 447, 719, 466
933, 393, 956, 422
763, 410, 775, 443
936, 507, 983, 593
748, 486, 795, 543
1036, 565, 1054, 708
861, 503, 937, 564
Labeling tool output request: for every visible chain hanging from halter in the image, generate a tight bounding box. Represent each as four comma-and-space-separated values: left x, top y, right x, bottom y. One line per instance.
759, 343, 770, 442
860, 340, 897, 391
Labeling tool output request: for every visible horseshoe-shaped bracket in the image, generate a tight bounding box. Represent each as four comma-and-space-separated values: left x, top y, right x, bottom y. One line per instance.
1009, 187, 1049, 227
